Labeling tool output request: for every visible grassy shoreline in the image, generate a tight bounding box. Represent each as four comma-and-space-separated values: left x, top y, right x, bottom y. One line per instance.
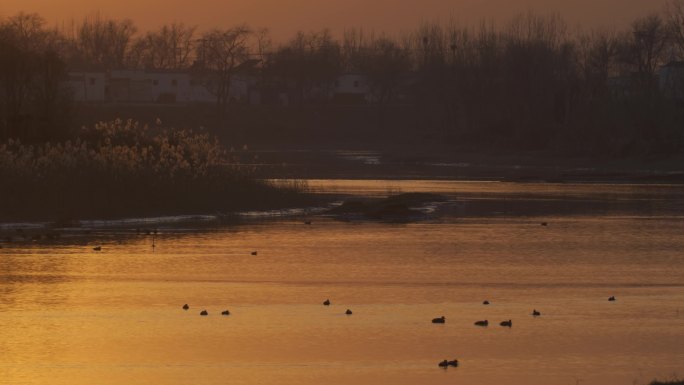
0, 119, 315, 223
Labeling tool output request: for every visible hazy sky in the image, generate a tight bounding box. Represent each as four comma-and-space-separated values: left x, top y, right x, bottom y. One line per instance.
0, 0, 670, 39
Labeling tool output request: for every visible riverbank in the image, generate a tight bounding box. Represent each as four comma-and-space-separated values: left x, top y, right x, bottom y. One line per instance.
74, 104, 684, 184
251, 146, 684, 183
0, 120, 315, 223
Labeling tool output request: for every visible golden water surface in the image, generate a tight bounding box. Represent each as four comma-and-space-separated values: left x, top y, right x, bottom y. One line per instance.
1, 181, 683, 385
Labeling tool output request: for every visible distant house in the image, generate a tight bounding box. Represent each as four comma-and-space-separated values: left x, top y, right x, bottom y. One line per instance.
147, 71, 191, 103
108, 70, 209, 103
331, 74, 370, 104
65, 72, 106, 102
65, 70, 222, 104
660, 61, 684, 99
108, 70, 154, 103
228, 74, 261, 105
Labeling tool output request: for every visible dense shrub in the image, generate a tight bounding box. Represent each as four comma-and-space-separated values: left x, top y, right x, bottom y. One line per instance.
0, 119, 307, 220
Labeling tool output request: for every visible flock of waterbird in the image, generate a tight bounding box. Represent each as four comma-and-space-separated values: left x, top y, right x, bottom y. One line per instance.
4, 221, 620, 370
177, 295, 616, 368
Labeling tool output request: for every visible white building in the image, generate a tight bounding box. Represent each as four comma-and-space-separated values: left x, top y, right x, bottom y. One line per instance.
65, 72, 106, 102
64, 70, 256, 104
331, 74, 371, 104
660, 61, 684, 99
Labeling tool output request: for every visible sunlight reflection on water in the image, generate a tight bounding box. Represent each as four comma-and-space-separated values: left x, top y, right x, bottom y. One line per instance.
1, 181, 684, 385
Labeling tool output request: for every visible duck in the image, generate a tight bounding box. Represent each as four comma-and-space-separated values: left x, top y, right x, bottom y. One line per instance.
345, 309, 352, 315
541, 222, 548, 226
500, 319, 512, 327
438, 359, 458, 367
304, 221, 312, 225
608, 296, 616, 301
200, 310, 208, 316
474, 320, 489, 326
532, 309, 541, 316
482, 300, 490, 305
182, 304, 189, 310
323, 299, 331, 306
93, 246, 102, 251
221, 310, 230, 315
432, 316, 446, 324
251, 251, 258, 256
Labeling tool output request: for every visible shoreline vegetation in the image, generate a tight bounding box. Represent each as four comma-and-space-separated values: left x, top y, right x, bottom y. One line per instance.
0, 119, 313, 222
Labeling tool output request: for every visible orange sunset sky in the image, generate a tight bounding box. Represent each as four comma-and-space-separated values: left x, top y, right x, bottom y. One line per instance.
0, 0, 670, 38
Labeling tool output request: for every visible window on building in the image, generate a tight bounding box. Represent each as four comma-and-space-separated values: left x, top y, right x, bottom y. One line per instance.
353, 80, 359, 88
153, 79, 159, 86
89, 78, 96, 85
171, 79, 178, 86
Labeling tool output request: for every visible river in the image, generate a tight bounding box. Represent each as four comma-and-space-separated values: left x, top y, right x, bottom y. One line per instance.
1, 180, 683, 385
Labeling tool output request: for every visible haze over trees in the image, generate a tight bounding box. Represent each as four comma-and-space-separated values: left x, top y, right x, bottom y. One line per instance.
1, 3, 684, 155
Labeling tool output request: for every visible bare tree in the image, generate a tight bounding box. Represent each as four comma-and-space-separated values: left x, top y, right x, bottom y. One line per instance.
77, 13, 137, 69
268, 30, 342, 105
129, 23, 196, 70
0, 13, 70, 141
196, 25, 253, 111
578, 29, 619, 98
666, 0, 684, 58
359, 38, 411, 127
621, 14, 669, 87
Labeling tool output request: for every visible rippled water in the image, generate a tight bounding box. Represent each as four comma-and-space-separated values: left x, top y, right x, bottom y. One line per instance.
1, 181, 684, 385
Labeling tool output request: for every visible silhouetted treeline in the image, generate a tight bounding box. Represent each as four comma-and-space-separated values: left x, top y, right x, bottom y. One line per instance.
3, 5, 684, 155
0, 14, 72, 142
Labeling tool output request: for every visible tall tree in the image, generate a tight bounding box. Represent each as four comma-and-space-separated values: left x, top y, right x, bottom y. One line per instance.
77, 13, 136, 69
0, 13, 70, 141
621, 14, 669, 90
196, 25, 253, 111
129, 23, 196, 69
666, 0, 684, 58
268, 30, 342, 105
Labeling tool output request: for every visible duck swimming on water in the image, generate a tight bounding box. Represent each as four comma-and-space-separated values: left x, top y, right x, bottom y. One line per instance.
432, 316, 446, 324
438, 359, 458, 368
